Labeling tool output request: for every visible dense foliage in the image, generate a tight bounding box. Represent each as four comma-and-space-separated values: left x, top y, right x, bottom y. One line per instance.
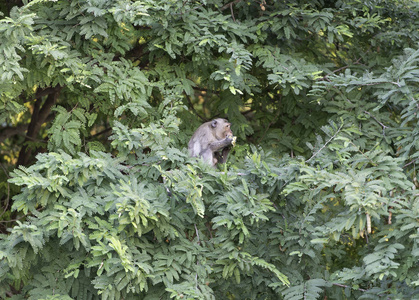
1, 0, 419, 299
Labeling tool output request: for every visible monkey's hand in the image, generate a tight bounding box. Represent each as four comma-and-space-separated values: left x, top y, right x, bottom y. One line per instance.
226, 134, 237, 147
231, 136, 237, 147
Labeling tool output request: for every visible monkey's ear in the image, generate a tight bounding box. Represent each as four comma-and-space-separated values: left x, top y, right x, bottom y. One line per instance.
211, 120, 218, 128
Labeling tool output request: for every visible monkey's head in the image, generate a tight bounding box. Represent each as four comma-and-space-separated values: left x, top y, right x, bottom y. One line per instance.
211, 119, 233, 140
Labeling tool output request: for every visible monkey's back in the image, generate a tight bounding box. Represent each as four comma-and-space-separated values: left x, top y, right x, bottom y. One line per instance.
188, 121, 212, 157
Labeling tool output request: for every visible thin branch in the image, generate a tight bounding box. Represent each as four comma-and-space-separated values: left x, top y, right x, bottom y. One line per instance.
229, 2, 236, 22
257, 104, 282, 144
0, 114, 55, 143
20, 85, 62, 104
184, 93, 207, 121
220, 0, 242, 11
403, 158, 419, 168
17, 86, 61, 166
219, 171, 247, 176
364, 110, 389, 138
319, 57, 363, 81
333, 283, 367, 292
0, 163, 10, 219
164, 170, 247, 176
320, 65, 350, 81
88, 127, 112, 140
0, 123, 29, 143
194, 224, 201, 245
306, 123, 344, 163
364, 111, 388, 130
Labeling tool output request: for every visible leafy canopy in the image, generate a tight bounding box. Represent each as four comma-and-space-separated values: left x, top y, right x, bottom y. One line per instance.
0, 0, 419, 299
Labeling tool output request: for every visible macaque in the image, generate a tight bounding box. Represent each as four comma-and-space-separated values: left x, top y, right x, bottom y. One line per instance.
188, 118, 235, 167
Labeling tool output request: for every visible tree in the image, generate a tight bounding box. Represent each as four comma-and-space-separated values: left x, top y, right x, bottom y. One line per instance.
1, 0, 419, 299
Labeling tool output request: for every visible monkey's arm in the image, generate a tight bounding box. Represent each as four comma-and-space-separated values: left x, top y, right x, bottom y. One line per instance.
213, 146, 231, 164
199, 137, 232, 166
208, 136, 232, 152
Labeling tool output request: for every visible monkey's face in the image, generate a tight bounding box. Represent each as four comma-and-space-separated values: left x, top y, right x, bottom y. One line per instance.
210, 118, 233, 140
224, 123, 233, 138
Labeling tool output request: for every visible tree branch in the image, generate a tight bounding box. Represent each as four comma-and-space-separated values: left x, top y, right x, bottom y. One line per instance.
0, 163, 10, 219
306, 122, 344, 163
333, 283, 367, 292
257, 103, 282, 144
220, 0, 242, 11
17, 86, 61, 166
229, 2, 236, 22
184, 92, 207, 121
21, 85, 62, 104
1, 86, 63, 144
0, 123, 29, 143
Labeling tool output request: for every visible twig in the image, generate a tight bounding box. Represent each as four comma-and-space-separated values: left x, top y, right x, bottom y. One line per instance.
320, 65, 349, 81
306, 123, 344, 163
403, 158, 419, 168
257, 101, 282, 144
229, 2, 236, 22
220, 0, 242, 11
184, 93, 206, 121
0, 163, 10, 218
88, 127, 112, 140
0, 123, 30, 143
17, 87, 61, 166
364, 110, 388, 137
333, 283, 367, 292
21, 85, 62, 104
219, 171, 248, 176
194, 223, 201, 245
0, 214, 27, 223
320, 57, 363, 81
364, 111, 388, 130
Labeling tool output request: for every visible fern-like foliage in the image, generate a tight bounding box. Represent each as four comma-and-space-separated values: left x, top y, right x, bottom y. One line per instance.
1, 0, 419, 299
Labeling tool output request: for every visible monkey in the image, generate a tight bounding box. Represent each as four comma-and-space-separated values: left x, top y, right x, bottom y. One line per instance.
188, 118, 234, 167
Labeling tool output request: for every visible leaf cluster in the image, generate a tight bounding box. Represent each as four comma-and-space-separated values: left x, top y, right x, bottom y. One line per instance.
1, 0, 419, 299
